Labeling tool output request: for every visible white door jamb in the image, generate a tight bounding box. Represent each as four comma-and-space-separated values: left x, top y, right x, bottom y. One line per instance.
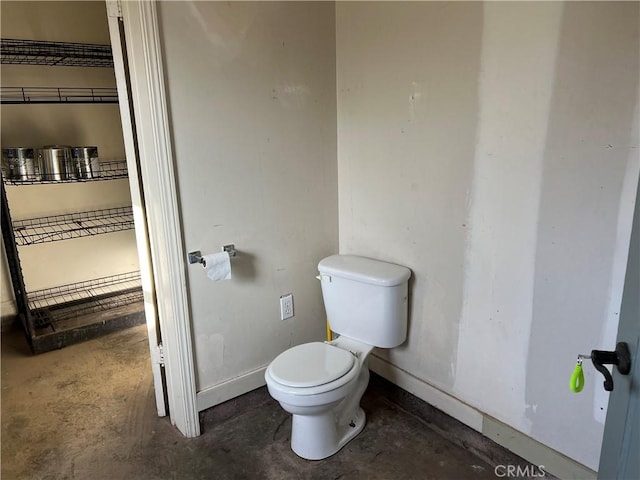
105, 0, 167, 418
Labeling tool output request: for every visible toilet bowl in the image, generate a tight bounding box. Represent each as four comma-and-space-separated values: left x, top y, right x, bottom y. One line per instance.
265, 254, 411, 461
265, 337, 374, 460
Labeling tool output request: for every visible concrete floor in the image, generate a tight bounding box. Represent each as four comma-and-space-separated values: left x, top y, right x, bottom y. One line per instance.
2, 325, 532, 480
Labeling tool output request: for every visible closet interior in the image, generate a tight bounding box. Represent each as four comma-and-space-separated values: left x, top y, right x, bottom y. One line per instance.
0, 3, 144, 353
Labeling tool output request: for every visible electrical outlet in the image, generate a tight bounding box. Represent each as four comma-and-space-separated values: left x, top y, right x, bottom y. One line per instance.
280, 293, 294, 320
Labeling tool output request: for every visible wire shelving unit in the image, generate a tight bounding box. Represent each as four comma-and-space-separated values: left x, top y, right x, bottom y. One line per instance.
1, 37, 144, 353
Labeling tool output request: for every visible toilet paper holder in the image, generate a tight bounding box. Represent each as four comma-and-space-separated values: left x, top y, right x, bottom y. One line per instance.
188, 244, 237, 265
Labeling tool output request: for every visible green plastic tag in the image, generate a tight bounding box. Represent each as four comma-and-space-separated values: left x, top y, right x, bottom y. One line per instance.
570, 362, 584, 393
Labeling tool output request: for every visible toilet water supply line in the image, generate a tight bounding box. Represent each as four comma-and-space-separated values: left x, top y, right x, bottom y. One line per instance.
326, 320, 332, 342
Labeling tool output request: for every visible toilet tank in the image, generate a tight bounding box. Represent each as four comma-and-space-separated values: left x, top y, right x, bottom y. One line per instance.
317, 255, 411, 348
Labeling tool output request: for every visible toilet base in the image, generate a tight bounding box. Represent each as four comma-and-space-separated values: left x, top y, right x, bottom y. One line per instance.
291, 407, 366, 460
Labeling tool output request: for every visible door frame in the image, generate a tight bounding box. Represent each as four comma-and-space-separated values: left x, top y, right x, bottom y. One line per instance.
114, 0, 200, 438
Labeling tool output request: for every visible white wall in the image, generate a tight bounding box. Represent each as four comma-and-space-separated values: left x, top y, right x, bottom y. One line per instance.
0, 2, 138, 317
337, 1, 639, 472
156, 2, 337, 399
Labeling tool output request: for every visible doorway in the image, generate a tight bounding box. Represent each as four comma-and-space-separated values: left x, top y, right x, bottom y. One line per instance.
0, 0, 165, 422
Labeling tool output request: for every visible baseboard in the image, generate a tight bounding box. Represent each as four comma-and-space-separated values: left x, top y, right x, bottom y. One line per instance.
483, 416, 597, 480
369, 354, 596, 480
196, 366, 267, 412
369, 354, 483, 431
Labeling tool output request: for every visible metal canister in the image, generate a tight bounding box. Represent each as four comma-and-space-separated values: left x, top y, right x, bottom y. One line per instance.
1, 150, 9, 179
72, 146, 100, 179
2, 147, 37, 181
39, 146, 74, 181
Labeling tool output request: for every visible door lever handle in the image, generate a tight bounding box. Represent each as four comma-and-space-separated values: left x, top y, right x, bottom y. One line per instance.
591, 342, 631, 392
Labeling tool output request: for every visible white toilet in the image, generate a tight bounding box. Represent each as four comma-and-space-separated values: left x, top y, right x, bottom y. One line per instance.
265, 254, 411, 460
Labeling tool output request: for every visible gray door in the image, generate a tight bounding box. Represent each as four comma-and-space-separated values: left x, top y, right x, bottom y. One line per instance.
598, 176, 640, 479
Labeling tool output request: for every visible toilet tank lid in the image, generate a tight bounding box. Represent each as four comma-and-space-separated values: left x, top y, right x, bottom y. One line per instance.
318, 255, 411, 287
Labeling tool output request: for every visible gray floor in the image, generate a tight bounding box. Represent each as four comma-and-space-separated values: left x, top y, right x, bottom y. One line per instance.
2, 325, 530, 480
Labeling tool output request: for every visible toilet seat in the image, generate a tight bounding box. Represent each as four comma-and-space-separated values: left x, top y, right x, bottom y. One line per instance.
269, 342, 355, 387
266, 342, 360, 396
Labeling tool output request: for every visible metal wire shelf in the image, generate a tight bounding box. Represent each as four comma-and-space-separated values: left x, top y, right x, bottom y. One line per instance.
3, 160, 129, 185
32, 288, 143, 330
27, 271, 141, 312
1, 86, 118, 104
27, 271, 143, 331
1, 38, 113, 67
13, 206, 134, 245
